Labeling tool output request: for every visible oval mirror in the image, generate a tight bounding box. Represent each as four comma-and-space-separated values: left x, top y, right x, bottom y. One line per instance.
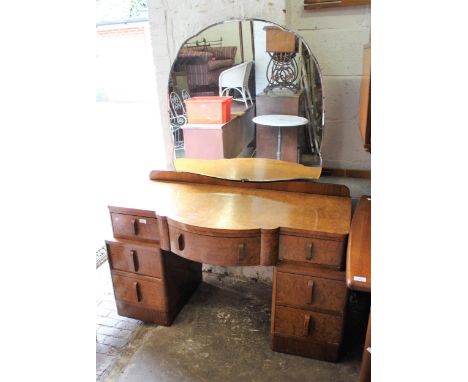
168, 19, 324, 181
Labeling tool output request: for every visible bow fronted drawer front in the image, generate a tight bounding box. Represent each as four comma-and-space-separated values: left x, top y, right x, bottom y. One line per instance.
167, 223, 261, 266
111, 213, 160, 243
106, 240, 163, 278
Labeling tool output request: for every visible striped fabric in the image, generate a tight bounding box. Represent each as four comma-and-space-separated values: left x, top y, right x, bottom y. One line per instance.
174, 46, 238, 89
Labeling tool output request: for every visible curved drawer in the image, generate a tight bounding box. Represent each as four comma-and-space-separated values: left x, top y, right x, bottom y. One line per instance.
168, 223, 261, 266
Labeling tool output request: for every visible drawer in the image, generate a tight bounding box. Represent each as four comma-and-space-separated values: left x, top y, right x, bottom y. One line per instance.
111, 273, 166, 310
275, 271, 347, 314
106, 241, 163, 278
279, 234, 346, 269
274, 306, 344, 344
111, 213, 160, 242
168, 225, 261, 266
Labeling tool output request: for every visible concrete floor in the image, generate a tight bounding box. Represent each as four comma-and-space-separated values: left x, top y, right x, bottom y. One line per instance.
102, 273, 363, 382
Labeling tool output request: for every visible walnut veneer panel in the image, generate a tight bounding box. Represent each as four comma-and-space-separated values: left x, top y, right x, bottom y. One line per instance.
346, 195, 371, 292
274, 306, 344, 344
111, 181, 351, 236
275, 271, 347, 315
111, 272, 166, 310
279, 234, 347, 269
111, 213, 160, 243
106, 240, 163, 278
168, 224, 261, 266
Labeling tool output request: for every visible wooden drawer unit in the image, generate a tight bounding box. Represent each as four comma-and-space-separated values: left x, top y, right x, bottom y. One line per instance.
279, 234, 346, 269
106, 240, 163, 278
168, 224, 261, 266
274, 306, 344, 344
111, 272, 166, 310
275, 271, 347, 314
271, 261, 347, 362
110, 213, 160, 243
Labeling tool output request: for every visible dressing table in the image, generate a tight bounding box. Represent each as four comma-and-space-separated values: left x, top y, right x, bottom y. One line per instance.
105, 168, 352, 362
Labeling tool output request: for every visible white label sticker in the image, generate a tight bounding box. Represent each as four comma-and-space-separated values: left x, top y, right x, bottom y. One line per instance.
354, 276, 367, 282
138, 218, 147, 224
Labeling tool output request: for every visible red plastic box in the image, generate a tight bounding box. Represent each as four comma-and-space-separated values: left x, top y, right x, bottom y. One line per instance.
184, 96, 233, 124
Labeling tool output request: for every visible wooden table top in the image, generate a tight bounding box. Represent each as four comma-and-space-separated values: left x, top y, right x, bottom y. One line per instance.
346, 196, 371, 292
109, 179, 351, 236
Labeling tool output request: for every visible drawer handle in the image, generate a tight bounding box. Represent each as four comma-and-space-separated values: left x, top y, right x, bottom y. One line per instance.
307, 280, 315, 304
303, 314, 312, 336
177, 233, 185, 251
306, 243, 314, 261
238, 243, 246, 262
130, 250, 139, 272
130, 219, 138, 235
134, 281, 142, 302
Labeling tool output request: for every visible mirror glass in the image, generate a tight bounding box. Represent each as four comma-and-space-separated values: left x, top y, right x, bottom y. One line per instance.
168, 19, 324, 181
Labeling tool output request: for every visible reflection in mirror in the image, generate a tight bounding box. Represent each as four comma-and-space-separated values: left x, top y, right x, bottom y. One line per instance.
168, 20, 324, 181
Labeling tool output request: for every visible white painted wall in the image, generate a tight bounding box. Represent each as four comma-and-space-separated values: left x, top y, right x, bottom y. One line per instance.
286, 0, 371, 170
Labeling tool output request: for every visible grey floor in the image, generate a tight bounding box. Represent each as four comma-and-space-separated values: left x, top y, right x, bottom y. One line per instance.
103, 273, 363, 382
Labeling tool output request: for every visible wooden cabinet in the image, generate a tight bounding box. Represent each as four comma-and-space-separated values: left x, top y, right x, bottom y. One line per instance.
271, 261, 348, 362
105, 171, 351, 361
107, 207, 202, 326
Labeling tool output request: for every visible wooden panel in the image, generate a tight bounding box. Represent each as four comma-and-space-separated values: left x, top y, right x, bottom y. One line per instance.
265, 27, 296, 53
279, 234, 347, 269
111, 272, 166, 310
141, 180, 352, 235
106, 240, 163, 278
304, 0, 371, 10
173, 158, 321, 182
359, 45, 371, 152
275, 271, 347, 314
111, 213, 160, 243
115, 300, 172, 326
346, 195, 371, 292
150, 170, 350, 197
274, 306, 344, 344
272, 334, 341, 362
168, 223, 261, 266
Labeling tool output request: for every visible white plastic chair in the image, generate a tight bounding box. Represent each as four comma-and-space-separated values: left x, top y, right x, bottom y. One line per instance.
219, 61, 254, 108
